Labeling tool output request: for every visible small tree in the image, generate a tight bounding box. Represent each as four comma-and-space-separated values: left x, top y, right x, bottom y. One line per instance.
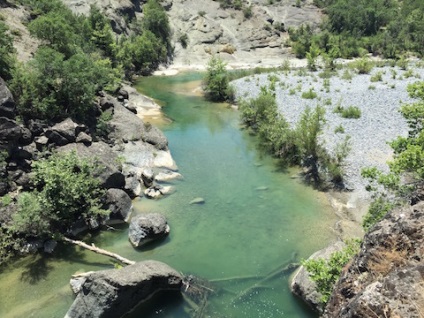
203, 56, 230, 101
0, 21, 16, 80
12, 152, 107, 238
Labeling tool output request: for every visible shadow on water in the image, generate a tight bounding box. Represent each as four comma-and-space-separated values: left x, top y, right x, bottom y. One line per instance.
20, 256, 53, 284
124, 290, 187, 318
132, 235, 171, 253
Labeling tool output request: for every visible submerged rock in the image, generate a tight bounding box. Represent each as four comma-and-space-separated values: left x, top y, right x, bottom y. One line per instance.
129, 213, 170, 248
189, 197, 205, 205
66, 260, 182, 318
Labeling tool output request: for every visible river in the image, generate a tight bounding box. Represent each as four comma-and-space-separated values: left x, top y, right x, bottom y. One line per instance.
0, 72, 337, 318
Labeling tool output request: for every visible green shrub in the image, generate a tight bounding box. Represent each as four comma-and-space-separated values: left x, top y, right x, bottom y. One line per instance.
341, 69, 353, 81
11, 47, 120, 121
179, 33, 189, 48
334, 103, 361, 119
301, 88, 318, 99
334, 125, 345, 133
370, 71, 383, 82
341, 106, 361, 119
362, 196, 394, 230
351, 58, 374, 74
203, 56, 231, 101
243, 5, 253, 18
0, 21, 16, 80
12, 152, 107, 238
302, 240, 360, 306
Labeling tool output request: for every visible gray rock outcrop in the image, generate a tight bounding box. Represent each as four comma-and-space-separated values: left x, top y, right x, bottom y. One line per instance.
105, 188, 133, 223
62, 0, 141, 34
0, 77, 16, 118
58, 142, 126, 189
66, 260, 182, 318
291, 241, 346, 313
323, 201, 424, 318
129, 213, 170, 247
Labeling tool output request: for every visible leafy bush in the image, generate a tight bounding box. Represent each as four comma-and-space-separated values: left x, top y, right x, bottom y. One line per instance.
370, 71, 383, 82
302, 240, 360, 306
0, 21, 16, 80
10, 48, 120, 121
334, 104, 361, 119
203, 56, 231, 102
301, 88, 318, 99
334, 124, 344, 133
351, 58, 374, 74
12, 152, 107, 238
179, 33, 189, 48
362, 196, 394, 230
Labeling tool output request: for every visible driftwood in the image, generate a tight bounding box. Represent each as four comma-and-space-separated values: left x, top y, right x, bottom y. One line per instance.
182, 275, 215, 318
231, 262, 299, 304
209, 274, 259, 283
63, 237, 135, 265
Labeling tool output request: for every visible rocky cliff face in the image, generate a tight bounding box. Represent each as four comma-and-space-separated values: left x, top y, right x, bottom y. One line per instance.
323, 201, 424, 318
62, 0, 322, 67
168, 0, 322, 67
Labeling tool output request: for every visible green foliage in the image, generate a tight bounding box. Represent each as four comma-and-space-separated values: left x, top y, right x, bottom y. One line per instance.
12, 152, 107, 238
351, 58, 374, 74
10, 48, 119, 121
0, 21, 16, 80
302, 240, 360, 306
362, 196, 394, 230
179, 33, 189, 48
239, 87, 296, 160
306, 44, 320, 71
340, 106, 361, 119
142, 0, 171, 45
86, 5, 116, 59
370, 71, 383, 82
301, 88, 318, 99
296, 105, 325, 163
117, 30, 168, 75
96, 109, 113, 138
203, 56, 232, 102
288, 24, 313, 58
361, 81, 424, 222
242, 5, 253, 18
28, 11, 79, 58
290, 0, 424, 59
334, 124, 344, 134
240, 89, 347, 184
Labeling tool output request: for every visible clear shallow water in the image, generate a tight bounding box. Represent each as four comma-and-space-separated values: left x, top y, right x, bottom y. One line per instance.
0, 73, 337, 318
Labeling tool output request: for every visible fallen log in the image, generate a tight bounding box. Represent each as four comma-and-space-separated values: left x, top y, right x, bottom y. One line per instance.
63, 237, 135, 265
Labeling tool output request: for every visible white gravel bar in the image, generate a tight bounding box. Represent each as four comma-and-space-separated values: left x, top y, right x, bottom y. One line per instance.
232, 63, 424, 197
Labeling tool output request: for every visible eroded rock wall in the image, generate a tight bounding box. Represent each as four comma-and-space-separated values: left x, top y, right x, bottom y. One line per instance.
323, 202, 424, 318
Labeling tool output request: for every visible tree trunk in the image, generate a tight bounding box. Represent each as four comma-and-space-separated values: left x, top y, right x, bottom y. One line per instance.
63, 237, 135, 265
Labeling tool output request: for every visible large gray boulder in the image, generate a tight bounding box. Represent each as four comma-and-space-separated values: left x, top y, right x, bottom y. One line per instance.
0, 117, 23, 148
45, 118, 87, 146
105, 188, 133, 223
291, 241, 346, 313
58, 142, 125, 189
0, 77, 15, 119
66, 260, 182, 318
129, 213, 170, 248
109, 103, 168, 150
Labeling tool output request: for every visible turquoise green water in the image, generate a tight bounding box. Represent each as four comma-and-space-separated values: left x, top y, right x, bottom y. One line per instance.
0, 73, 337, 318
